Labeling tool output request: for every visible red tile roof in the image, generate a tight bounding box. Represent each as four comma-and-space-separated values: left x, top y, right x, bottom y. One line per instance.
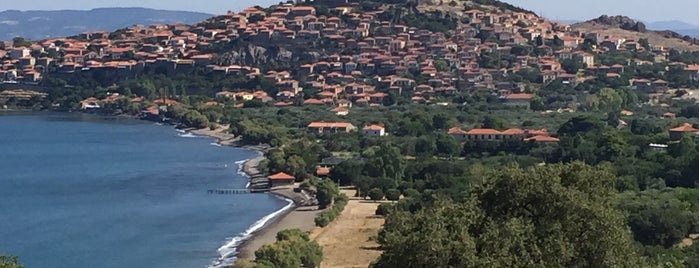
448, 127, 467, 135
316, 167, 330, 176
467, 129, 502, 135
525, 135, 560, 142
268, 172, 295, 180
504, 93, 533, 100
308, 122, 355, 129
363, 124, 384, 131
670, 123, 699, 132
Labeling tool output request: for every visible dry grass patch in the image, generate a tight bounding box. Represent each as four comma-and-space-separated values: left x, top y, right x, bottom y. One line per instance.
312, 190, 384, 268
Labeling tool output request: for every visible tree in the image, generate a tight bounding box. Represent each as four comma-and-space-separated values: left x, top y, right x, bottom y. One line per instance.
385, 189, 401, 201
365, 143, 405, 181
0, 255, 23, 268
414, 136, 436, 156
12, 37, 31, 48
369, 188, 384, 201
557, 115, 604, 136
435, 133, 459, 157
286, 155, 307, 179
598, 88, 623, 112
481, 115, 507, 130
617, 190, 699, 248
329, 160, 364, 186
639, 38, 651, 51
373, 162, 645, 268
255, 229, 323, 268
560, 58, 583, 74
316, 179, 339, 209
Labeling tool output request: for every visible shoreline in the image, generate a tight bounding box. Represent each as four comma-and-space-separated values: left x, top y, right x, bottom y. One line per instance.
186, 126, 318, 266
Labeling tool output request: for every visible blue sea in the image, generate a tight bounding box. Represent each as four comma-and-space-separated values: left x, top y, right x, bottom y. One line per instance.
0, 112, 289, 268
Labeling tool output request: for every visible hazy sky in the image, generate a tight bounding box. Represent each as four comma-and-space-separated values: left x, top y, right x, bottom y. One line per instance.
1, 0, 698, 25
0, 0, 282, 15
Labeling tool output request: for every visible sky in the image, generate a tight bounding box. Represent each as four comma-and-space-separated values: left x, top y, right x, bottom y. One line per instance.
0, 0, 282, 15
1, 0, 698, 26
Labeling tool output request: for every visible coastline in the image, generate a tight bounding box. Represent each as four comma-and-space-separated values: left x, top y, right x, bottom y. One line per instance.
188, 126, 318, 265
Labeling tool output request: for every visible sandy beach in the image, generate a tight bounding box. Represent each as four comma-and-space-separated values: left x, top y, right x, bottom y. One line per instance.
238, 205, 320, 259
190, 125, 320, 262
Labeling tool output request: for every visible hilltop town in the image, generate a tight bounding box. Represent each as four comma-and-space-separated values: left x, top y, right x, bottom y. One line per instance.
0, 0, 698, 116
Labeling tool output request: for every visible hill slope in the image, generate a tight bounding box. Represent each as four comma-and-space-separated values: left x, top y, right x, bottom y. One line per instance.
0, 7, 212, 41
573, 15, 699, 51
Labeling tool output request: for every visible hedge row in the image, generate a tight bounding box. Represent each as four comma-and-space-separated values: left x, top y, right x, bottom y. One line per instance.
314, 194, 349, 227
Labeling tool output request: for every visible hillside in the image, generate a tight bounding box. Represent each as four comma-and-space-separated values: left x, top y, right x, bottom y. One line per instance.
0, 8, 212, 41
573, 15, 699, 51
415, 0, 534, 18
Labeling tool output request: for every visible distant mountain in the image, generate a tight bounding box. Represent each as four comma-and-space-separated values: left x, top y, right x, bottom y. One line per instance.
0, 7, 213, 41
644, 20, 699, 38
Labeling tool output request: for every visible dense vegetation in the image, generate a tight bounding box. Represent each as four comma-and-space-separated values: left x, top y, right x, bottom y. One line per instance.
233, 229, 323, 268
0, 255, 23, 268
373, 163, 643, 267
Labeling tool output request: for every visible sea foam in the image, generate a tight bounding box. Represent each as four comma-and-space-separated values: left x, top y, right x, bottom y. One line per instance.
211, 196, 294, 267
177, 132, 199, 138
208, 158, 293, 267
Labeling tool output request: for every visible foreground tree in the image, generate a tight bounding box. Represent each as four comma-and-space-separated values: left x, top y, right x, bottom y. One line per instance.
372, 162, 645, 268
315, 179, 339, 209
254, 229, 323, 268
0, 255, 23, 268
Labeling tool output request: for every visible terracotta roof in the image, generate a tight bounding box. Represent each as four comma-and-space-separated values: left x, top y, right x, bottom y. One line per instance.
670, 123, 699, 132
504, 93, 533, 100
467, 129, 502, 135
501, 128, 525, 135
363, 124, 384, 131
268, 172, 295, 180
525, 135, 560, 142
308, 122, 355, 129
316, 167, 331, 176
304, 98, 325, 105
448, 127, 467, 135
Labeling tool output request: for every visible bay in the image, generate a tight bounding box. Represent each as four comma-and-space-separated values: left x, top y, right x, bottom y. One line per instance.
0, 112, 286, 268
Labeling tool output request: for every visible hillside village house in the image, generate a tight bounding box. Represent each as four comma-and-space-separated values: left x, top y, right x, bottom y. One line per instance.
307, 122, 357, 134
501, 93, 533, 108
362, 125, 386, 136
669, 123, 699, 141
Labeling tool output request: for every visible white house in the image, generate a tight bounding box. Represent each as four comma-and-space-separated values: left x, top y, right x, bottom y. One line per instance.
362, 125, 386, 136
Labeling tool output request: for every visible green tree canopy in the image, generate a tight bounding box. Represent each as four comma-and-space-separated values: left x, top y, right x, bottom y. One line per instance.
0, 255, 23, 268
255, 229, 323, 268
373, 162, 645, 268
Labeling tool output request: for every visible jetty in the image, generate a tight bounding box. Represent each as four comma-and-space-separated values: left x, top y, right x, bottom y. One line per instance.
207, 188, 269, 194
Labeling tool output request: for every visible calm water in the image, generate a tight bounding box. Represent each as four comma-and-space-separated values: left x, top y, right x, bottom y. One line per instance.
0, 112, 287, 268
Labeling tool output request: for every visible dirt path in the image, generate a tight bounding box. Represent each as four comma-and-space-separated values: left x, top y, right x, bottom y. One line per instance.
311, 190, 384, 268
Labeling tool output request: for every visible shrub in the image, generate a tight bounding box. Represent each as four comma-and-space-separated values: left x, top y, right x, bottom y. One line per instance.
369, 188, 384, 201
376, 203, 395, 216
402, 188, 420, 198
385, 188, 401, 201
314, 194, 349, 227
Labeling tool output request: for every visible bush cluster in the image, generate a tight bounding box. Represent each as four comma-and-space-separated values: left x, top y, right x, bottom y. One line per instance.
314, 194, 349, 227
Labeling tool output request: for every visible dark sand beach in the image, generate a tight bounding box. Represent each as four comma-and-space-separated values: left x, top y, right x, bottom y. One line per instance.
192, 126, 320, 261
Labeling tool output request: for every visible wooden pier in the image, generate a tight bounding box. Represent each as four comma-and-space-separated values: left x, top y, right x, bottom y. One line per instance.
207, 188, 270, 195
